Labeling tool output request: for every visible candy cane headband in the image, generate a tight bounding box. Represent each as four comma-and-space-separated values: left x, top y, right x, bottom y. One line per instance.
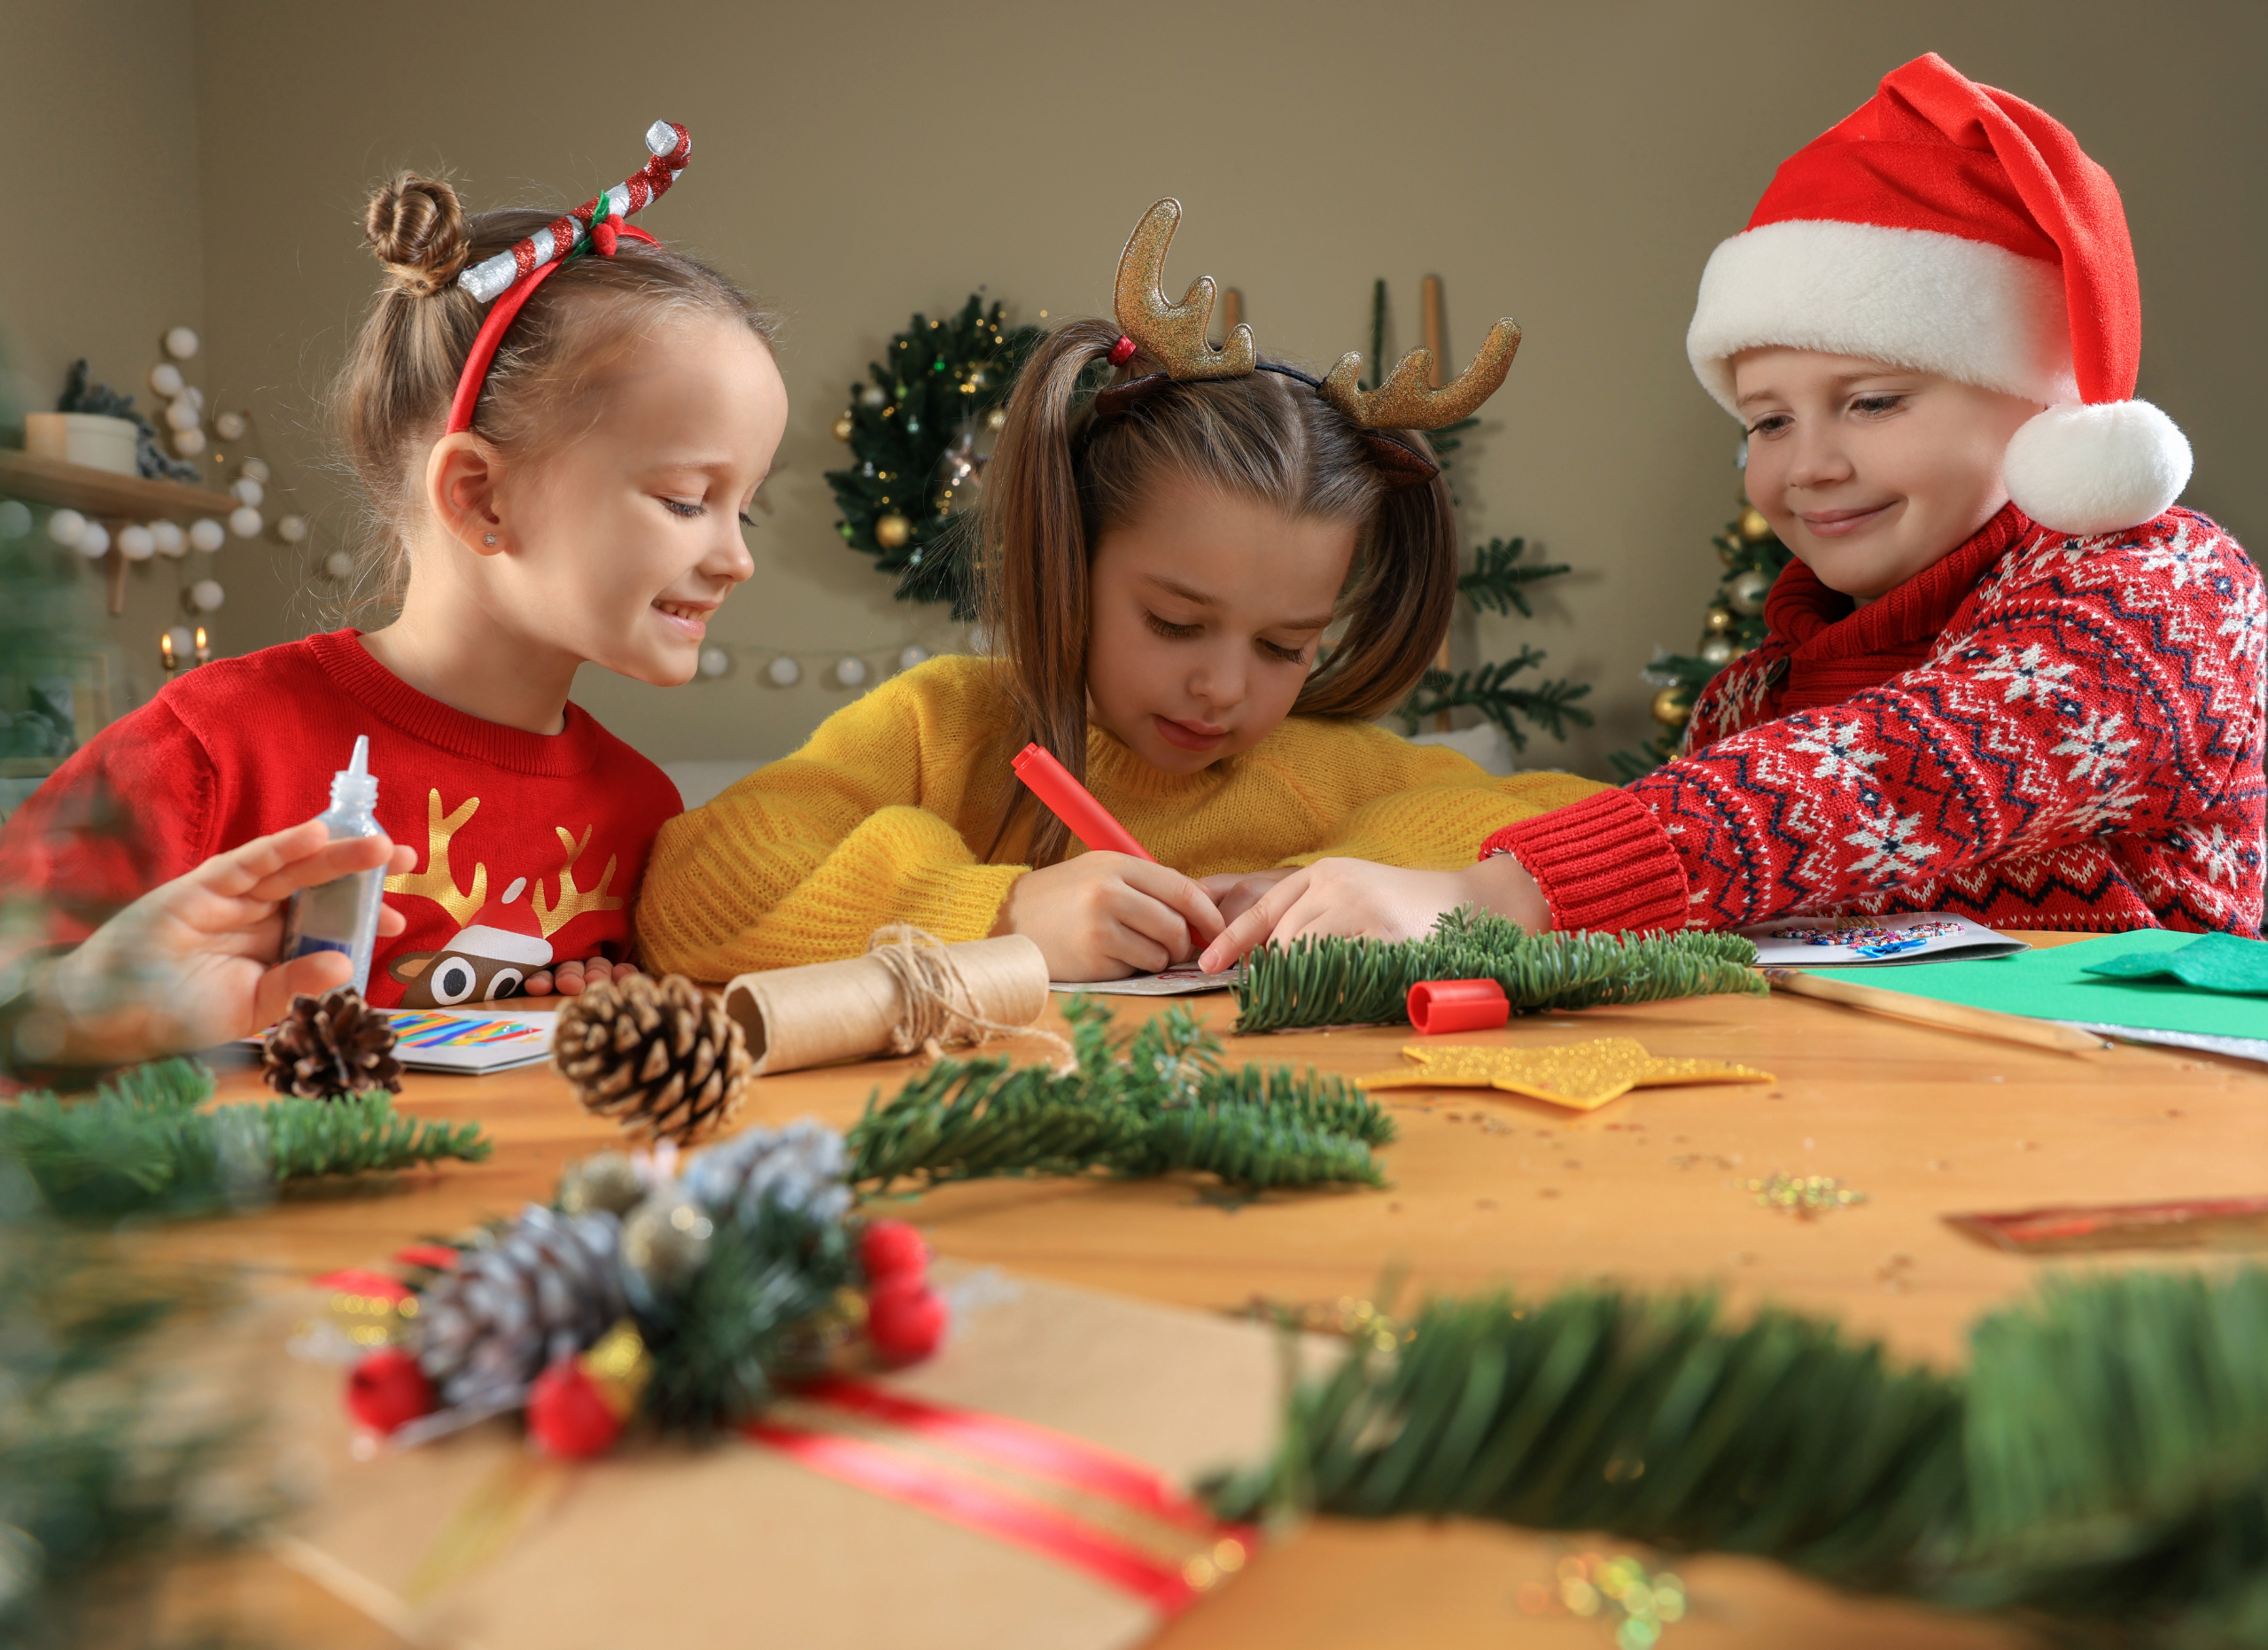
445, 121, 692, 436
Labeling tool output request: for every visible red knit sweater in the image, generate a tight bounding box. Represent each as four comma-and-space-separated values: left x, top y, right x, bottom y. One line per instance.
0, 630, 680, 1008
1483, 505, 2265, 936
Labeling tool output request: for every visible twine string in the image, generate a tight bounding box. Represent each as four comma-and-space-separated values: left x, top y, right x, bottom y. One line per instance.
864, 925, 1076, 1070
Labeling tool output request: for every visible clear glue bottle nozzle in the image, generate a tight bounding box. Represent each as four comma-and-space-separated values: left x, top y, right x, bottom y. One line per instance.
330, 734, 378, 814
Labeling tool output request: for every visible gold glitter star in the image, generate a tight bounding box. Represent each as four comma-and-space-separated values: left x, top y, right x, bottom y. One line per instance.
1359, 1039, 1774, 1112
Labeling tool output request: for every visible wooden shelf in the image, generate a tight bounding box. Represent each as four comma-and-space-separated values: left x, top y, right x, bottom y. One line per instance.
0, 448, 237, 520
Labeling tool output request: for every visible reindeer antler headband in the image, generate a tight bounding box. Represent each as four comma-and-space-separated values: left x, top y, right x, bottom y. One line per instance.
1096, 198, 1523, 485
444, 121, 693, 435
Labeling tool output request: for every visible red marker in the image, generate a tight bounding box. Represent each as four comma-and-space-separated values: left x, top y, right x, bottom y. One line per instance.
1012, 743, 1155, 862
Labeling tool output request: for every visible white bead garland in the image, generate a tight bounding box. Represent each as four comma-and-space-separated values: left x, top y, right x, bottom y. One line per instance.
765, 656, 801, 687
164, 326, 199, 360
188, 518, 225, 553
117, 524, 156, 561
75, 521, 111, 560
46, 508, 86, 546
149, 520, 187, 557
189, 578, 225, 611
228, 506, 262, 539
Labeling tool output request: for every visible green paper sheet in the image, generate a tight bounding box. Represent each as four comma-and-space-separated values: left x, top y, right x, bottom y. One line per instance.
1807, 930, 2268, 1039
2083, 931, 2268, 996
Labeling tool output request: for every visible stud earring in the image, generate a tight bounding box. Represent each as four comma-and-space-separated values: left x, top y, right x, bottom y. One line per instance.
483, 533, 498, 546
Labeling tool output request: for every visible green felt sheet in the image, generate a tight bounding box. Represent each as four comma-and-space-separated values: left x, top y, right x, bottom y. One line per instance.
2084, 930, 2268, 996
1807, 930, 2268, 1039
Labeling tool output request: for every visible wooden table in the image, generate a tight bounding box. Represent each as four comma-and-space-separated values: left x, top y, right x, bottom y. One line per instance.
154, 935, 2268, 1649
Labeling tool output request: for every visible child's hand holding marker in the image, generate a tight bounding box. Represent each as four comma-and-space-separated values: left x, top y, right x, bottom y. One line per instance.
1000, 743, 1225, 980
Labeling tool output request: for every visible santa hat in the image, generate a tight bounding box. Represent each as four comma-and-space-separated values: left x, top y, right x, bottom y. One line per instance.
451, 876, 554, 968
1686, 52, 2190, 537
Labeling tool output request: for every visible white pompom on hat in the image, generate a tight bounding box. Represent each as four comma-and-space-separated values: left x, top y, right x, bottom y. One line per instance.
1687, 52, 2190, 537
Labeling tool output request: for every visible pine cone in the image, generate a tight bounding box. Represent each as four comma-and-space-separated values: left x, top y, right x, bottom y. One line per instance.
553, 974, 750, 1145
681, 1122, 851, 1227
414, 1205, 626, 1409
260, 986, 402, 1099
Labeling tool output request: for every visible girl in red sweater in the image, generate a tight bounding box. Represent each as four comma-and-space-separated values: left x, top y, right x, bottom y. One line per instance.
1203, 54, 2263, 966
3, 123, 787, 1062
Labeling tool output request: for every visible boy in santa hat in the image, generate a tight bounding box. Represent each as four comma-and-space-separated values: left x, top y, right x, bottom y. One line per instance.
1199, 52, 2262, 965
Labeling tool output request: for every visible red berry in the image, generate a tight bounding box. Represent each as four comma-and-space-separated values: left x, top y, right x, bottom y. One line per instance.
527, 1357, 625, 1459
346, 1347, 437, 1436
858, 1221, 929, 1287
866, 1279, 947, 1365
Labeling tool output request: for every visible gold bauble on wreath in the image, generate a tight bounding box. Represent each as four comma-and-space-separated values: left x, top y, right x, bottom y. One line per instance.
1705, 606, 1736, 634
985, 406, 1007, 432
831, 411, 855, 441
1738, 506, 1774, 542
1651, 685, 1695, 728
874, 513, 912, 551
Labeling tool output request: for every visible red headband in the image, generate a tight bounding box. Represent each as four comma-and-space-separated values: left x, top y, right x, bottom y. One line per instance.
445, 223, 656, 434
444, 120, 689, 437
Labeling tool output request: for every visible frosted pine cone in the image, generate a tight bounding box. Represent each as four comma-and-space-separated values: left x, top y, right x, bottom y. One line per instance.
414, 1205, 626, 1409
680, 1121, 852, 1226
260, 987, 402, 1098
553, 974, 750, 1145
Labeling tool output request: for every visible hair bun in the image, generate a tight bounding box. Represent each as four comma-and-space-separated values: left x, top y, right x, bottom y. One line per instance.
366, 172, 470, 297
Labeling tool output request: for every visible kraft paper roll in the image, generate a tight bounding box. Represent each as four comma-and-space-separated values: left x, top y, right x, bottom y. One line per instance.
722, 930, 1052, 1078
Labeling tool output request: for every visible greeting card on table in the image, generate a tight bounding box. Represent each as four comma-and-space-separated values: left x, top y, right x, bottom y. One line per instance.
1738, 912, 2027, 967
1051, 965, 1243, 998
380, 1008, 555, 1075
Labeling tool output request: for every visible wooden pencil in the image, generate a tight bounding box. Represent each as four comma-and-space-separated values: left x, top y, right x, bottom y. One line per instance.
1762, 967, 2111, 1055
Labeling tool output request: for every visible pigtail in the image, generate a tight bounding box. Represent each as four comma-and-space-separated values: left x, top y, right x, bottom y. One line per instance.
978, 317, 1127, 868
1294, 450, 1457, 720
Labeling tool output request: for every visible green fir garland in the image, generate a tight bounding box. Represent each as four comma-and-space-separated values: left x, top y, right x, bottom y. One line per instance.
1233, 909, 1763, 1034
826, 296, 1039, 619
848, 999, 1394, 1193
2, 1056, 492, 1220
1208, 1267, 2268, 1646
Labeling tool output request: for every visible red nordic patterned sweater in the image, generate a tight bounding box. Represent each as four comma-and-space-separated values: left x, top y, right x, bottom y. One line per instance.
1483, 505, 2266, 937
0, 629, 681, 1008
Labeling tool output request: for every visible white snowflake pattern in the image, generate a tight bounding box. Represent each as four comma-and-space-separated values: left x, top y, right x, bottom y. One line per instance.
2218, 591, 2265, 669
1969, 642, 2078, 704
2185, 824, 2249, 888
2135, 519, 2210, 590
2049, 710, 2140, 784
2062, 781, 2146, 837
1844, 806, 1942, 883
1788, 720, 1887, 790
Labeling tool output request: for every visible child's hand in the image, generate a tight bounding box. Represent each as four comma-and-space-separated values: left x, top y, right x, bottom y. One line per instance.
1195, 868, 1298, 926
1197, 853, 1549, 972
994, 852, 1226, 981
25, 820, 415, 1066
524, 957, 637, 997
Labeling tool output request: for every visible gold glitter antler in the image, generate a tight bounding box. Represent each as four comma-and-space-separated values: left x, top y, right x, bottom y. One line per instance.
1320, 317, 1523, 431
1114, 198, 1255, 381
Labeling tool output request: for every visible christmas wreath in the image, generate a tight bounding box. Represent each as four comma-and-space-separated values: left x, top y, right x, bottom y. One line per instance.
825, 296, 1039, 619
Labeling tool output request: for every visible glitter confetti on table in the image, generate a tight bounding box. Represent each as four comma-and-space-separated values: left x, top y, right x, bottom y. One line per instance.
1359, 1039, 1774, 1111
1745, 1172, 1868, 1218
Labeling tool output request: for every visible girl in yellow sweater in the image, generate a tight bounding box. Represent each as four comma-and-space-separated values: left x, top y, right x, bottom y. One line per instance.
637, 201, 1604, 981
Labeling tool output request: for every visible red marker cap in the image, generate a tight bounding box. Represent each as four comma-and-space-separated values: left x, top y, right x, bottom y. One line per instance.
1407, 977, 1511, 1035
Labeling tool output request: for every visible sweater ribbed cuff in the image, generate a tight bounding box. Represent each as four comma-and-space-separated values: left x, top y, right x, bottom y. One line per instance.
1479, 789, 1689, 934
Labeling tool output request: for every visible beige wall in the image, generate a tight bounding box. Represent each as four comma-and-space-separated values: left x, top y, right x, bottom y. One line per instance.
0, 0, 210, 723
14, 1, 2266, 777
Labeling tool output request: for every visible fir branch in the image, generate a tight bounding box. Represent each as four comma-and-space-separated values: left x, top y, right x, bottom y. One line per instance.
1210, 1267, 2268, 1646
845, 1000, 1394, 1193
640, 1202, 855, 1436
1, 1058, 489, 1220
1457, 537, 1570, 619
1233, 908, 1763, 1034
1396, 656, 1595, 749
259, 1092, 491, 1181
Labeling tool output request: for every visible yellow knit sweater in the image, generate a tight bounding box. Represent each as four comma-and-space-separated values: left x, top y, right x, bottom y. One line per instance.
636, 654, 1605, 979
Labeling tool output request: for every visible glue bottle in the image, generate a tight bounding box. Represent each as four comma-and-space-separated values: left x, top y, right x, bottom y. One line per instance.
281, 735, 387, 995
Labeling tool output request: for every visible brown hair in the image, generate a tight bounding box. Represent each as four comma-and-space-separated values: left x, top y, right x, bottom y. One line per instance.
327, 172, 779, 619
979, 317, 1456, 866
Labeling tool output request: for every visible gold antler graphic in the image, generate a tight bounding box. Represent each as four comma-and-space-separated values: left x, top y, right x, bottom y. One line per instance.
384, 790, 488, 927
1320, 318, 1523, 432
1114, 198, 1255, 381
534, 825, 625, 939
